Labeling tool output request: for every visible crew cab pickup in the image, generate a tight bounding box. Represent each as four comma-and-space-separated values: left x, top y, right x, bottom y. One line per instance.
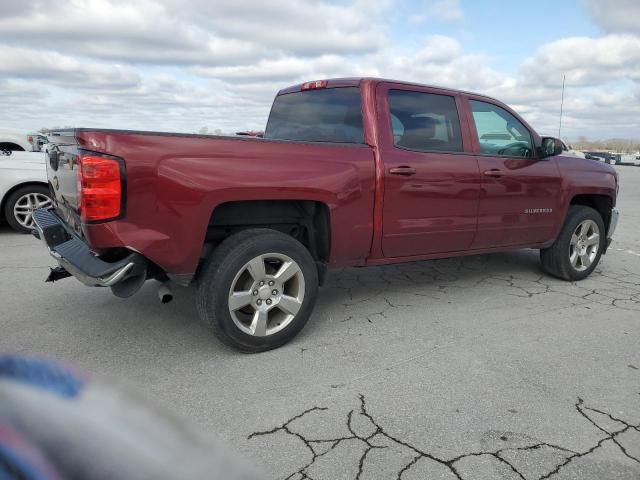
34, 78, 619, 352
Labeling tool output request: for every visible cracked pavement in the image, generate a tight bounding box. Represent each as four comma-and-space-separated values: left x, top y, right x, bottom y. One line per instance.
247, 395, 639, 480
1, 166, 639, 479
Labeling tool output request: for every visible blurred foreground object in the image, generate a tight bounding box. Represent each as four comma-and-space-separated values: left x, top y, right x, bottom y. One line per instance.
0, 355, 260, 480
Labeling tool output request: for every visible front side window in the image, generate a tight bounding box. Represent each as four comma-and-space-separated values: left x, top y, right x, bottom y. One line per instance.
388, 90, 464, 153
264, 87, 363, 144
469, 100, 533, 158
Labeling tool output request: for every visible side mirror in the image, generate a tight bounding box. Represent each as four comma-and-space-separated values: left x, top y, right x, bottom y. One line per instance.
540, 137, 563, 158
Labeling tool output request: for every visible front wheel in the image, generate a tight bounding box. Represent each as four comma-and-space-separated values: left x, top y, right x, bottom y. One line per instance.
540, 205, 606, 281
196, 228, 319, 352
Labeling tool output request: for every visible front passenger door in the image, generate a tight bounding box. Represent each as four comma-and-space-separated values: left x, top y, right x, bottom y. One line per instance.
466, 98, 563, 249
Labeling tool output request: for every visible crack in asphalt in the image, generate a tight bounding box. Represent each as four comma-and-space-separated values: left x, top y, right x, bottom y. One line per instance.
248, 395, 640, 480
323, 254, 640, 325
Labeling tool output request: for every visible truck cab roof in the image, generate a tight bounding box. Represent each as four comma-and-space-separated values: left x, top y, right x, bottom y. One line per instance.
277, 77, 499, 103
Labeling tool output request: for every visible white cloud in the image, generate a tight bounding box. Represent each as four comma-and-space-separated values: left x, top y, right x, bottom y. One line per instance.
409, 0, 464, 25
0, 0, 266, 66
506, 29, 640, 138
169, 0, 390, 56
584, 0, 640, 34
0, 0, 388, 65
194, 55, 363, 84
0, 0, 639, 140
520, 34, 640, 87
0, 46, 141, 89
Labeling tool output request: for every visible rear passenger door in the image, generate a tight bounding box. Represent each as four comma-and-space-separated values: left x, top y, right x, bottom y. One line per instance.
464, 97, 563, 248
377, 83, 481, 258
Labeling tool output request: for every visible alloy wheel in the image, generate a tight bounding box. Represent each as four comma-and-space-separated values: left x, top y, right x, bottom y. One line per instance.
227, 253, 306, 336
13, 193, 52, 229
569, 219, 600, 272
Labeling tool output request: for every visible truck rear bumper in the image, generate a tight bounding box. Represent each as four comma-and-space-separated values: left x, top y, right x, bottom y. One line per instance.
605, 207, 619, 253
32, 208, 146, 287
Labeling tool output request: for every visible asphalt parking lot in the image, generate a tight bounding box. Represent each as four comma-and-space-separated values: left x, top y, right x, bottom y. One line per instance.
2, 166, 639, 480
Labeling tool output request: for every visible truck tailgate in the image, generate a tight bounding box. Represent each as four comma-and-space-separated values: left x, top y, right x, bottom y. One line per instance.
45, 132, 84, 235
46, 130, 127, 237
46, 132, 82, 235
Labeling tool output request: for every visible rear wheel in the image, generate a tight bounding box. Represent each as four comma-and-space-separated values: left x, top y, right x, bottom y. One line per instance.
196, 228, 319, 352
4, 185, 53, 234
540, 205, 605, 281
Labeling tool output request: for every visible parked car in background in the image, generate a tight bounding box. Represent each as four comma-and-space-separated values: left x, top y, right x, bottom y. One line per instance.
608, 153, 622, 164
34, 77, 619, 351
0, 150, 52, 233
584, 151, 615, 164
28, 133, 48, 152
618, 153, 640, 166
608, 152, 640, 165
235, 131, 264, 137
561, 140, 586, 158
0, 128, 40, 152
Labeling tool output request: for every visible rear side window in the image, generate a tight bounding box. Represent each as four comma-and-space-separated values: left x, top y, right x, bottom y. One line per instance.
388, 90, 464, 153
264, 87, 363, 144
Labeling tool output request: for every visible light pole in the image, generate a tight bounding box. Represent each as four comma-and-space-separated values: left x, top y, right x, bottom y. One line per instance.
558, 74, 566, 139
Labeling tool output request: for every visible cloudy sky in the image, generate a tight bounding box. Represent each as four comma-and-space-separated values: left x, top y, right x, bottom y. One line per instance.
1, 0, 639, 139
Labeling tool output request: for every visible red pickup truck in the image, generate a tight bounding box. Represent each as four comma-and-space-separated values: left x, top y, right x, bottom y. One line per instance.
34, 77, 619, 352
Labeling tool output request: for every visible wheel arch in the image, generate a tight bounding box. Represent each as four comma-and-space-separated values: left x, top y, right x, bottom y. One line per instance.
569, 193, 613, 235
201, 199, 331, 281
0, 142, 27, 152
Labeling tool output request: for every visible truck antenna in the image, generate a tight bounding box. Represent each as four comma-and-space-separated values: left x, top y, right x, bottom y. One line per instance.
558, 74, 565, 138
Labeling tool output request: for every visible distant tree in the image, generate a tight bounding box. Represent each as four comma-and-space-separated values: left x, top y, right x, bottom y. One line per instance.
576, 136, 589, 149
198, 126, 209, 135
573, 137, 640, 153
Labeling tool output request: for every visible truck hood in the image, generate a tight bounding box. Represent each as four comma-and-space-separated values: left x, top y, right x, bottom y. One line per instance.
558, 154, 617, 175
557, 154, 618, 202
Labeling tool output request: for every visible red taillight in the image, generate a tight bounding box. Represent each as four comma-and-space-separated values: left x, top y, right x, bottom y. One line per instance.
77, 154, 123, 222
301, 80, 327, 90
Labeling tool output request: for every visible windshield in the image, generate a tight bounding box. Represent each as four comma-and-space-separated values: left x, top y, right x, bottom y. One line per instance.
264, 87, 363, 144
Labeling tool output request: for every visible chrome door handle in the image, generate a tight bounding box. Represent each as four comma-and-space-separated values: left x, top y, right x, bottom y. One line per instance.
389, 166, 416, 176
483, 169, 505, 177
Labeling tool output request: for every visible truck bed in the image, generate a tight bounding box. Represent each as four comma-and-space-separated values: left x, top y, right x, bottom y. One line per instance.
46, 129, 377, 280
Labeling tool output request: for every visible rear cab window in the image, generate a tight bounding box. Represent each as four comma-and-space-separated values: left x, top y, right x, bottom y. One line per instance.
388, 90, 464, 153
264, 87, 363, 144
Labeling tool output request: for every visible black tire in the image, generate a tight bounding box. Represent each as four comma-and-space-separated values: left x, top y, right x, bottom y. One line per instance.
3, 185, 52, 234
540, 205, 606, 281
196, 228, 319, 352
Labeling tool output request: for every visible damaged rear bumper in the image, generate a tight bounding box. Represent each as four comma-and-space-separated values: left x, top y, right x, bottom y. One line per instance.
32, 208, 146, 287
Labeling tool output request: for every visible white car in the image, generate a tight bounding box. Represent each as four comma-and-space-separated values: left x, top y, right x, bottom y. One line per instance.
613, 153, 640, 166
0, 128, 43, 152
0, 150, 52, 233
559, 140, 586, 158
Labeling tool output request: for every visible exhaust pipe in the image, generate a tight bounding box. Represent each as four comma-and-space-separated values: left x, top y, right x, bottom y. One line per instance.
158, 283, 173, 304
